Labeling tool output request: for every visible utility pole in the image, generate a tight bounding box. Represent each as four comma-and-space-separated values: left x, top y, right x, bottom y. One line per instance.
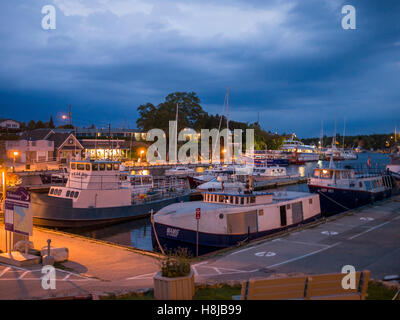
68, 104, 72, 126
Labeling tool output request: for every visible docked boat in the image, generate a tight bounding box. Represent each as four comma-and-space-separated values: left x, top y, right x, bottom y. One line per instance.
308, 163, 393, 215
243, 150, 290, 167
340, 149, 358, 160
387, 153, 400, 181
31, 160, 190, 228
165, 166, 195, 177
281, 135, 319, 162
151, 189, 321, 255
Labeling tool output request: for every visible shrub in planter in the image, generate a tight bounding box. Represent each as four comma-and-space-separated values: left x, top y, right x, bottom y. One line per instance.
154, 248, 195, 300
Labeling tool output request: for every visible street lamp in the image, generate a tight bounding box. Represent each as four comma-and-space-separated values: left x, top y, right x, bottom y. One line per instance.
139, 149, 145, 163
12, 151, 19, 173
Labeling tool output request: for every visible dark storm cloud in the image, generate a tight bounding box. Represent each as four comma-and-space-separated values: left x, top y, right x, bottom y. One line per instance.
0, 0, 399, 137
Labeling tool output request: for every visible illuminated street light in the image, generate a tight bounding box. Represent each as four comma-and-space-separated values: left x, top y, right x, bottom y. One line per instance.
12, 151, 19, 173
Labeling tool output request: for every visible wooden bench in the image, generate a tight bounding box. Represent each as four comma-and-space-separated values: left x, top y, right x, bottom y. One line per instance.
235, 270, 370, 300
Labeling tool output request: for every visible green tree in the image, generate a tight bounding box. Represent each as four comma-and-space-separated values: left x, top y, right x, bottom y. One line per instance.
49, 116, 55, 128
27, 120, 36, 130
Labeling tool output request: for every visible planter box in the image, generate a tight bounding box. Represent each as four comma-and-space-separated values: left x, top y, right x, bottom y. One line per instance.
154, 269, 195, 300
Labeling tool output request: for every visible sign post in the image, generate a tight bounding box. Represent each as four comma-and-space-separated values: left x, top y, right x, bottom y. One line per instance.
195, 208, 201, 257
4, 187, 32, 254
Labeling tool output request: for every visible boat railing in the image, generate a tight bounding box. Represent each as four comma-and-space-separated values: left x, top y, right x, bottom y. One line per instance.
131, 188, 187, 205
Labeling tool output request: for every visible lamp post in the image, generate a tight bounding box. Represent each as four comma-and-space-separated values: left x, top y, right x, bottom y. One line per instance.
139, 150, 145, 164
13, 151, 19, 173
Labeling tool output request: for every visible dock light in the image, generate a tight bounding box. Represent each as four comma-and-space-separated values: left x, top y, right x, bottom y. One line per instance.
322, 169, 328, 174
222, 148, 227, 153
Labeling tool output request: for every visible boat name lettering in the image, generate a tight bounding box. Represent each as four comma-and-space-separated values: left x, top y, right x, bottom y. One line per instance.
166, 228, 180, 238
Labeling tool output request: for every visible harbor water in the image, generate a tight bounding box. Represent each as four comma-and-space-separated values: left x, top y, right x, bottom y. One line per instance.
67, 152, 391, 252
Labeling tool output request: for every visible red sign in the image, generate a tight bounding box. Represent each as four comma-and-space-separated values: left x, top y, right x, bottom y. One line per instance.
196, 208, 201, 220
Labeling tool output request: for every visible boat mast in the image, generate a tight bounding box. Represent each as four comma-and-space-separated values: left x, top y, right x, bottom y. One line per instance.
343, 117, 346, 149
226, 87, 230, 163
320, 120, 324, 149
175, 103, 178, 166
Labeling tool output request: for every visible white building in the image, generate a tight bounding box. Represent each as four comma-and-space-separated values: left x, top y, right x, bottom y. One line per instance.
0, 119, 20, 130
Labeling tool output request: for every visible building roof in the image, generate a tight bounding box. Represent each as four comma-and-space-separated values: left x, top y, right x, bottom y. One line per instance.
20, 129, 54, 141
0, 118, 20, 123
80, 139, 130, 149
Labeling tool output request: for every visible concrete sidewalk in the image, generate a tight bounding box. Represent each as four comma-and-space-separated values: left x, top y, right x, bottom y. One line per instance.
0, 226, 160, 299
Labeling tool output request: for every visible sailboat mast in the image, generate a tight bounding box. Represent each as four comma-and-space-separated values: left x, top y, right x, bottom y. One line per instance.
226, 87, 230, 162
175, 103, 179, 165
343, 117, 346, 149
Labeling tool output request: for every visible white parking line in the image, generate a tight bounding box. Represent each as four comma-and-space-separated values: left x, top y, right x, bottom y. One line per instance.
0, 263, 97, 282
347, 221, 391, 240
266, 242, 342, 269
229, 246, 258, 256
126, 272, 157, 280
0, 267, 11, 278
277, 239, 330, 248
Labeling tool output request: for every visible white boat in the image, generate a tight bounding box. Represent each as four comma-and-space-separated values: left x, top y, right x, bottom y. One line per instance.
151, 189, 321, 255
252, 166, 297, 181
165, 166, 195, 176
30, 160, 191, 228
281, 135, 319, 162
340, 149, 358, 160
197, 177, 246, 192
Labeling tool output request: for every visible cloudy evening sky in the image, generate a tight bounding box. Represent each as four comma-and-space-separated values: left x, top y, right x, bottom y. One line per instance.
0, 0, 399, 137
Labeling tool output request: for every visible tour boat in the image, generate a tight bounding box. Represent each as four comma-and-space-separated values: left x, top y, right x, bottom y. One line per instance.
308, 162, 393, 215
281, 135, 319, 162
30, 160, 190, 228
165, 166, 195, 177
151, 189, 321, 255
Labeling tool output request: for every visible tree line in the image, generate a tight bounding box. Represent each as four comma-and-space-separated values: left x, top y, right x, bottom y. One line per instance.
302, 133, 399, 151
136, 92, 287, 150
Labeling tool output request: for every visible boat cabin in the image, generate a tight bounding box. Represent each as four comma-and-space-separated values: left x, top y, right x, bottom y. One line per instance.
309, 167, 390, 192
202, 191, 273, 206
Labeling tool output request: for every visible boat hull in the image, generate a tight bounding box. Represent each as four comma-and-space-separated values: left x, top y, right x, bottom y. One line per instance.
266, 159, 289, 166
308, 185, 392, 216
31, 192, 190, 228
151, 215, 321, 256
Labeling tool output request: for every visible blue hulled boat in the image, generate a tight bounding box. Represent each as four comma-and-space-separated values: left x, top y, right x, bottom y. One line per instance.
151, 189, 321, 256
307, 164, 393, 216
